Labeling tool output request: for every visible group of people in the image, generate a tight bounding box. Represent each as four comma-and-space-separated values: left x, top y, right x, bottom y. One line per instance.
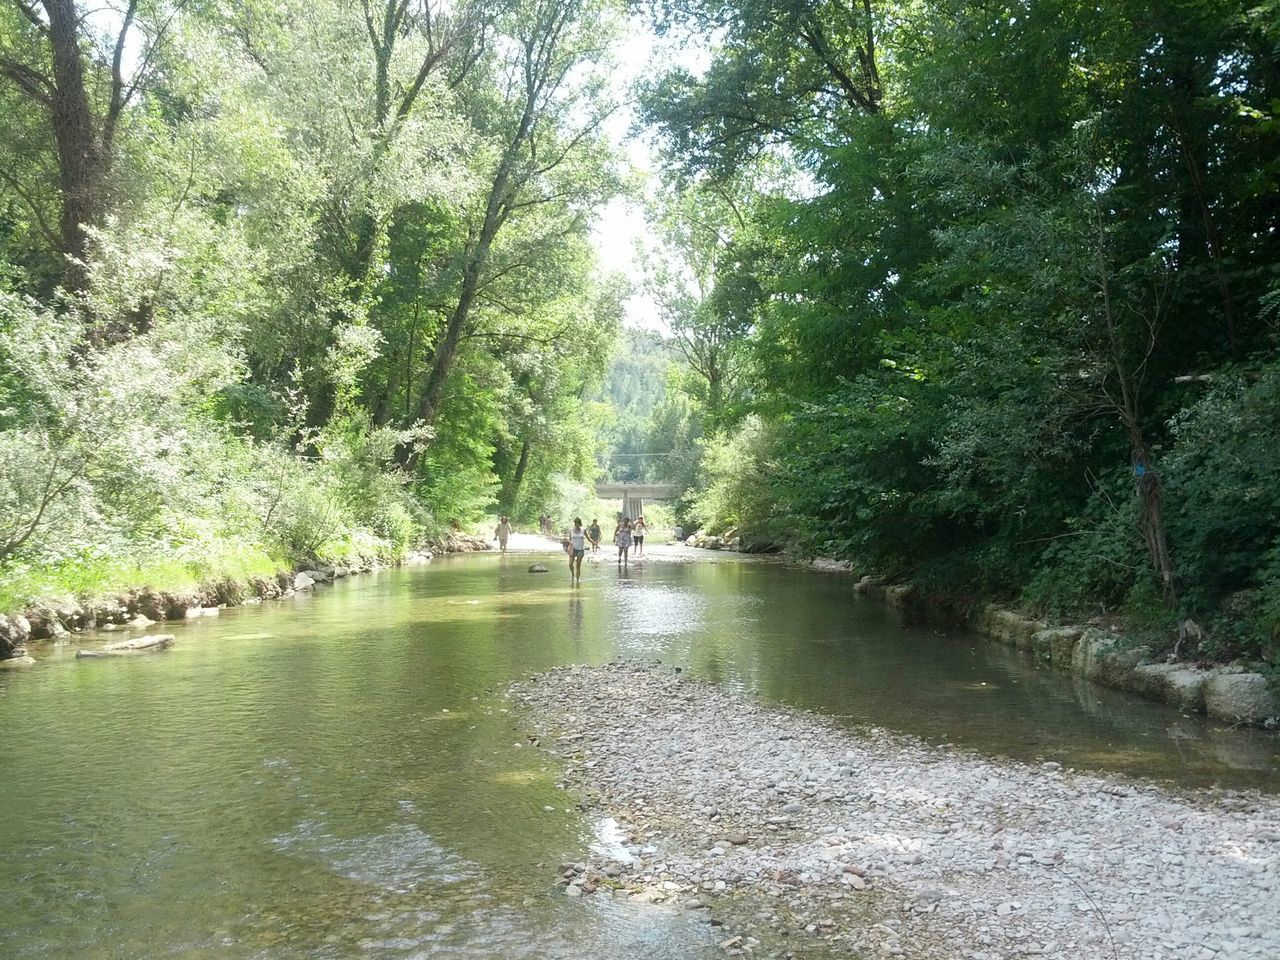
565, 515, 648, 580
493, 512, 651, 580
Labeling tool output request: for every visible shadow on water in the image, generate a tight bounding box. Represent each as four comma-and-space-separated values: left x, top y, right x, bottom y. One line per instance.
0, 549, 1275, 958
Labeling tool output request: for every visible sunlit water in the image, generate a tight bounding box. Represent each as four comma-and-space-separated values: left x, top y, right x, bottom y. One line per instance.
1, 549, 1276, 958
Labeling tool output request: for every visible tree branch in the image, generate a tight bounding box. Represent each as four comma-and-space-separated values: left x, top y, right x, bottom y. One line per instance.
0, 56, 53, 105
0, 163, 60, 245
13, 0, 49, 34
107, 0, 141, 128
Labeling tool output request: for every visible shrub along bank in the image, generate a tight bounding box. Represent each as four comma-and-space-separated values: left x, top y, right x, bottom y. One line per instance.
635, 1, 1280, 681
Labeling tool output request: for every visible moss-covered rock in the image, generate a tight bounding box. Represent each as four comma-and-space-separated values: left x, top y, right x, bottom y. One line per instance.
1031, 627, 1083, 667
1130, 663, 1217, 712
980, 606, 1046, 647
1071, 630, 1150, 687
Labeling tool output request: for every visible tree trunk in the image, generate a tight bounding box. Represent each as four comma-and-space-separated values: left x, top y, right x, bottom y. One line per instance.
45, 0, 103, 291
505, 438, 530, 512
406, 86, 537, 454
414, 247, 489, 432
1128, 431, 1178, 608
1094, 204, 1178, 608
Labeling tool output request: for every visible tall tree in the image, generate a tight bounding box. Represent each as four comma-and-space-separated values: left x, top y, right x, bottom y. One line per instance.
644, 180, 756, 427
0, 0, 172, 293
639, 0, 885, 177
408, 0, 620, 443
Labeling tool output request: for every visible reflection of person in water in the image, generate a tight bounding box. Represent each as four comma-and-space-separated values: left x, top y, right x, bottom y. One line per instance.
567, 591, 584, 643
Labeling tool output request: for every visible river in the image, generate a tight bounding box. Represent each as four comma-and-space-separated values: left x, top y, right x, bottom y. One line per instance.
1, 547, 1275, 958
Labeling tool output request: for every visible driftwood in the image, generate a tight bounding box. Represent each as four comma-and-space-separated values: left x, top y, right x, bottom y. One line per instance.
76, 634, 175, 658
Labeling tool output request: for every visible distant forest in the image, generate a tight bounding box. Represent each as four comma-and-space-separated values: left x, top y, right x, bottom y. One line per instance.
594, 328, 679, 482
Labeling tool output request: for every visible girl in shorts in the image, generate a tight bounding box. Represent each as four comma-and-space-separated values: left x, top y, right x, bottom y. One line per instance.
567, 517, 588, 581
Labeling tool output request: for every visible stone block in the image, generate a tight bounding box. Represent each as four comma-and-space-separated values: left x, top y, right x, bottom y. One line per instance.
1204, 673, 1278, 725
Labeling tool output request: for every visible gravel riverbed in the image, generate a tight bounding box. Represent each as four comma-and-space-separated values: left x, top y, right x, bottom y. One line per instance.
511, 663, 1280, 960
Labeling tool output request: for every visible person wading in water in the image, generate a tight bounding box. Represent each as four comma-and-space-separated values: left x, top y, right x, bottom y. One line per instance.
494, 516, 512, 552
567, 517, 588, 582
633, 515, 648, 556
614, 516, 633, 567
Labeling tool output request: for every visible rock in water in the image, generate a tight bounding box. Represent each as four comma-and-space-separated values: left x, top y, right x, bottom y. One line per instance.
76, 634, 175, 658
293, 572, 316, 591
528, 563, 549, 574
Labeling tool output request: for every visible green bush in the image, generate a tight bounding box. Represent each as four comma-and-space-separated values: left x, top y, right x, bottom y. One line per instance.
690, 416, 789, 549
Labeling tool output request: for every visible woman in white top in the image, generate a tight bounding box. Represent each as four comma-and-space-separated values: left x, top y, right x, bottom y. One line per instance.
567, 517, 588, 581
633, 515, 648, 555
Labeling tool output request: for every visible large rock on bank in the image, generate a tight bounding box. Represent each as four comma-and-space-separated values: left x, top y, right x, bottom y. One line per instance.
442, 533, 492, 553
979, 605, 1046, 647
1031, 626, 1083, 666
1071, 630, 1150, 687
1204, 673, 1278, 724
1130, 662, 1222, 712
0, 613, 32, 659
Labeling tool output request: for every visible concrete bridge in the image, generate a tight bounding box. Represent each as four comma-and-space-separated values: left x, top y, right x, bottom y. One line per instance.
594, 482, 681, 520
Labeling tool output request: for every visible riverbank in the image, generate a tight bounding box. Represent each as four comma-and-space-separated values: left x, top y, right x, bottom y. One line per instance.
513, 662, 1280, 960
652, 536, 1280, 726
0, 531, 494, 662
843, 575, 1279, 728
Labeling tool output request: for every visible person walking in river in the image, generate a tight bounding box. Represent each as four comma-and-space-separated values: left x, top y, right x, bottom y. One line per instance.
614, 517, 633, 566
588, 518, 602, 553
567, 517, 588, 582
494, 516, 512, 552
633, 515, 648, 556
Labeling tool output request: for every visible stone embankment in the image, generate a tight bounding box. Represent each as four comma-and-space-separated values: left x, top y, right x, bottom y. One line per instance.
851, 578, 1279, 728
513, 663, 1280, 960
0, 535, 491, 662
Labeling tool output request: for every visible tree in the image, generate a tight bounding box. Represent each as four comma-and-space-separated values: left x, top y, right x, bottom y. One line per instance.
643, 180, 757, 427
638, 0, 885, 177
0, 1, 175, 294
638, 0, 1280, 647
408, 0, 622, 445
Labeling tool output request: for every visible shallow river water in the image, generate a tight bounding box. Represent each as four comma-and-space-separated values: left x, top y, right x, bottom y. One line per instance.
1, 548, 1276, 959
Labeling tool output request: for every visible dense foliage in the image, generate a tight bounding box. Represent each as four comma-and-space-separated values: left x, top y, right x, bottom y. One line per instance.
638, 0, 1280, 659
4, 0, 1278, 665
0, 0, 624, 607
595, 326, 678, 481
